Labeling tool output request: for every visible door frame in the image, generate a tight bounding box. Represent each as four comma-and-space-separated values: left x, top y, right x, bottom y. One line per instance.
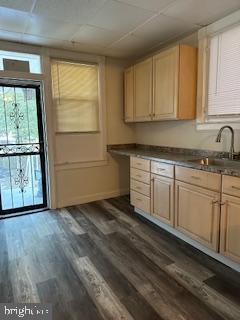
0, 79, 49, 216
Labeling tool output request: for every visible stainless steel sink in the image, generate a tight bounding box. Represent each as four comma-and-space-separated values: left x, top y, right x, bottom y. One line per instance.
188, 158, 240, 168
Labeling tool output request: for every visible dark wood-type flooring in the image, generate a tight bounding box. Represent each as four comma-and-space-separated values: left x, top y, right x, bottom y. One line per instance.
0, 196, 240, 320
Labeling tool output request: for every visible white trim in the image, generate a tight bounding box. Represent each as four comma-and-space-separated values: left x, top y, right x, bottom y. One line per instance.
135, 208, 240, 273
197, 11, 240, 127
57, 188, 129, 208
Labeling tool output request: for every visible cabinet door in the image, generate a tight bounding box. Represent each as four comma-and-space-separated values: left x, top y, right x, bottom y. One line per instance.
175, 181, 220, 251
151, 174, 174, 226
153, 46, 179, 120
220, 194, 240, 263
134, 58, 152, 121
124, 67, 134, 122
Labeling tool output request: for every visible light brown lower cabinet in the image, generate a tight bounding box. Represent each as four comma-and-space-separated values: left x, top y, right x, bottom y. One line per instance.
220, 194, 240, 263
175, 181, 220, 251
151, 174, 174, 226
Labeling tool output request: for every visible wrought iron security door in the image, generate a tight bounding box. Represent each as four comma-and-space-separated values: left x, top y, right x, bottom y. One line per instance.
0, 83, 47, 215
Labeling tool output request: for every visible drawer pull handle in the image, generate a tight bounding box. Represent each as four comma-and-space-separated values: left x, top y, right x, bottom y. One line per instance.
157, 168, 165, 171
191, 176, 200, 180
137, 174, 142, 178
136, 198, 142, 202
136, 186, 141, 190
231, 186, 240, 191
212, 200, 219, 205
136, 163, 142, 166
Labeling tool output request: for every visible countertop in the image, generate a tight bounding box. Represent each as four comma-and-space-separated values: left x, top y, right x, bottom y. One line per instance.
108, 144, 240, 177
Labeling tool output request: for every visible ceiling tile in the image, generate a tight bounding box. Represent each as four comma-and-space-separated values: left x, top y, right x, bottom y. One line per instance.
0, 7, 29, 33
21, 33, 107, 54
133, 14, 198, 44
89, 0, 155, 33
102, 46, 133, 58
110, 34, 156, 53
117, 0, 176, 12
0, 0, 34, 12
25, 15, 80, 40
163, 0, 240, 26
33, 0, 106, 23
71, 25, 121, 47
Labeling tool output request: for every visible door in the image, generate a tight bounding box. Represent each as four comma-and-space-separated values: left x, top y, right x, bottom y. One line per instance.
134, 58, 152, 122
175, 181, 220, 251
153, 46, 179, 120
0, 83, 47, 215
151, 174, 174, 226
124, 67, 134, 122
220, 194, 240, 263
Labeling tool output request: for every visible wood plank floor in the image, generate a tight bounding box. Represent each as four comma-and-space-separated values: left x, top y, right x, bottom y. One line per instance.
0, 195, 240, 320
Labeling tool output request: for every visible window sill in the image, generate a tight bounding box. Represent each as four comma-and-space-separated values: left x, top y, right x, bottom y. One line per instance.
55, 158, 108, 171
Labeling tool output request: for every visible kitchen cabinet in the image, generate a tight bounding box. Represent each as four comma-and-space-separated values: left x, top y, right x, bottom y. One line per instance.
130, 157, 150, 213
124, 44, 197, 122
151, 174, 174, 226
124, 67, 134, 122
220, 194, 240, 263
153, 45, 197, 120
134, 58, 152, 122
129, 156, 240, 267
220, 176, 240, 263
175, 180, 220, 251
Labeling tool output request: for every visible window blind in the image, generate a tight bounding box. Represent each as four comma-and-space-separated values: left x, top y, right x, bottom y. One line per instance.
208, 24, 240, 117
51, 60, 99, 132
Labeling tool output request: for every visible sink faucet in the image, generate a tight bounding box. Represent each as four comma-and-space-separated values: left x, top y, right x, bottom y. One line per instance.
216, 126, 236, 160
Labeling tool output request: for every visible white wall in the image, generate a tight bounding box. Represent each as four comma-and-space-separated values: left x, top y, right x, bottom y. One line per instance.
135, 120, 240, 151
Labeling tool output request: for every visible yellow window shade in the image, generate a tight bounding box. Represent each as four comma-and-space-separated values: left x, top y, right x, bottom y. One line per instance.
51, 60, 99, 132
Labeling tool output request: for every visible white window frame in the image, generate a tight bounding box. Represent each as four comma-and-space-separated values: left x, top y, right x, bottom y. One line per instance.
197, 10, 240, 130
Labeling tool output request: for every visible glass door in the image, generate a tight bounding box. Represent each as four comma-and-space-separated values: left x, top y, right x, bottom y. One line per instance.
0, 83, 47, 215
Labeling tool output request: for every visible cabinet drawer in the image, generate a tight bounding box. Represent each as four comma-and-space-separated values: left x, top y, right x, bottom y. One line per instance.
130, 157, 150, 171
131, 190, 150, 213
175, 166, 221, 192
131, 168, 150, 184
131, 179, 150, 196
151, 161, 174, 178
222, 175, 240, 197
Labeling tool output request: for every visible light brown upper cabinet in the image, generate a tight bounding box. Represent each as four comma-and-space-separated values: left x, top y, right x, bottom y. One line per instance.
134, 58, 152, 122
153, 45, 197, 120
124, 67, 134, 122
124, 44, 197, 122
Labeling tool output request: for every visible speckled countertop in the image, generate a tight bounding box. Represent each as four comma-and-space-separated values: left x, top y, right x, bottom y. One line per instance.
108, 144, 240, 177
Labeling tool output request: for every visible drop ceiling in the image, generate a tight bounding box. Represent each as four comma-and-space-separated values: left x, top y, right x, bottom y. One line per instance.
0, 0, 240, 58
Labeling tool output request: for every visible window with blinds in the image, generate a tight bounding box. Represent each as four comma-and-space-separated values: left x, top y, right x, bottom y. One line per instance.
207, 24, 240, 118
51, 60, 99, 133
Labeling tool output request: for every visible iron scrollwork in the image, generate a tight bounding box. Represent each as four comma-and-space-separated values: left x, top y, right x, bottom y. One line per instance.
10, 102, 24, 130
0, 144, 40, 155
14, 168, 29, 193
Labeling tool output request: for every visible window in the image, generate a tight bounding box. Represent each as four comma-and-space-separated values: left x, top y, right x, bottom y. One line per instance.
0, 50, 41, 73
51, 60, 100, 133
207, 24, 240, 119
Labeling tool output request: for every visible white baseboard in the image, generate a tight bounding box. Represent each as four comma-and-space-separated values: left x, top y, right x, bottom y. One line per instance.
135, 208, 240, 273
57, 188, 129, 208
